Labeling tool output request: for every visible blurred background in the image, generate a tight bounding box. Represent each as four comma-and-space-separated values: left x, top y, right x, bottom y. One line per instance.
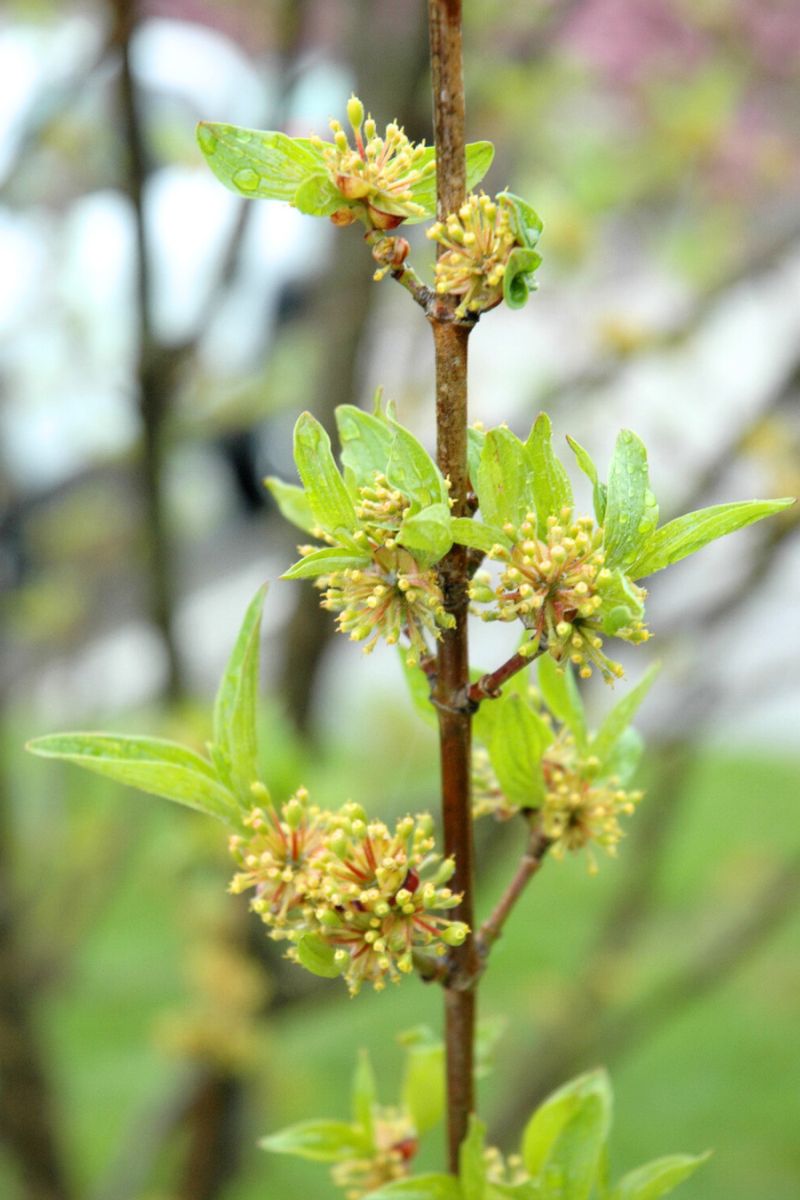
1, 1, 799, 1198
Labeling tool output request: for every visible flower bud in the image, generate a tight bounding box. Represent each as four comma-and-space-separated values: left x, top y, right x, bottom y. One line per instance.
346, 94, 365, 131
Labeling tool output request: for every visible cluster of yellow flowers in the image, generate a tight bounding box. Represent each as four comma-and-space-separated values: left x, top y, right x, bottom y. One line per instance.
301, 470, 454, 665
312, 95, 434, 229
427, 191, 519, 316
470, 507, 650, 680
229, 790, 467, 994
332, 1111, 418, 1200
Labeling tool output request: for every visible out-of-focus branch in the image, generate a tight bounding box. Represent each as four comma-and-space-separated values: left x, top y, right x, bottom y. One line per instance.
0, 699, 73, 1200
111, 0, 184, 701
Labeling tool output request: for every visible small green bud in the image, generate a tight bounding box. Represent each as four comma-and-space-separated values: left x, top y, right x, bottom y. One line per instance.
347, 94, 364, 131
441, 922, 469, 947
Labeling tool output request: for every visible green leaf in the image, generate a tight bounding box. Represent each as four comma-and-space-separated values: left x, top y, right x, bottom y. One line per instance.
597, 569, 646, 637
500, 192, 543, 249
352, 1050, 377, 1145
26, 734, 236, 823
386, 421, 448, 509
600, 726, 644, 786
590, 664, 660, 766
283, 547, 371, 580
260, 1118, 368, 1163
629, 498, 794, 577
451, 517, 511, 555
467, 425, 486, 488
399, 653, 436, 727
537, 657, 587, 749
404, 141, 495, 223
603, 431, 656, 570
293, 172, 343, 216
196, 123, 324, 201
521, 1069, 612, 1200
397, 503, 454, 566
503, 247, 542, 310
459, 1117, 487, 1200
295, 933, 343, 979
361, 1175, 462, 1200
210, 586, 266, 801
336, 404, 394, 483
294, 412, 357, 535
475, 693, 552, 808
477, 428, 532, 531
524, 414, 573, 536
566, 435, 607, 524
610, 1152, 711, 1200
402, 1041, 445, 1136
264, 476, 316, 533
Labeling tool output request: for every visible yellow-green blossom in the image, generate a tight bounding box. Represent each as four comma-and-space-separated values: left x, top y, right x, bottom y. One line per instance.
312, 94, 434, 229
427, 191, 519, 317
470, 507, 650, 680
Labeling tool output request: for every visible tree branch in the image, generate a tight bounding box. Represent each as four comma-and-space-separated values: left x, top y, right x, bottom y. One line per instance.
476, 822, 550, 960
427, 0, 479, 1171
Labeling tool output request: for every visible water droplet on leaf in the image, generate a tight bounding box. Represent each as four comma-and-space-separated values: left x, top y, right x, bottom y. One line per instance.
233, 168, 261, 192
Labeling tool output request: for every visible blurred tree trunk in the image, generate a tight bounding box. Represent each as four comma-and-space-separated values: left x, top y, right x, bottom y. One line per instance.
112, 0, 185, 702
278, 0, 430, 733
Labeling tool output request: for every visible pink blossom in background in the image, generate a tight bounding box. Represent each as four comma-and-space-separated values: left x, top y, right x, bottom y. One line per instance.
561, 0, 707, 83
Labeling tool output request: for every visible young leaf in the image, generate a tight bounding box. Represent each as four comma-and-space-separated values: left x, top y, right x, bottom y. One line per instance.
503, 247, 542, 310
521, 1070, 612, 1200
260, 1119, 368, 1163
524, 414, 573, 536
603, 431, 656, 569
294, 412, 357, 535
264, 476, 316, 533
566, 435, 607, 524
629, 498, 794, 578
283, 547, 371, 580
359, 1175, 462, 1200
610, 1152, 711, 1200
352, 1050, 377, 1145
600, 726, 644, 786
500, 192, 543, 249
211, 585, 266, 801
591, 663, 660, 764
397, 503, 454, 565
295, 933, 343, 979
477, 428, 531, 531
475, 693, 551, 809
402, 1041, 445, 1136
467, 424, 487, 487
399, 652, 437, 727
26, 734, 236, 823
537, 657, 587, 749
450, 517, 511, 556
386, 421, 448, 509
459, 1116, 487, 1200
336, 404, 394, 483
196, 124, 324, 201
293, 173, 342, 217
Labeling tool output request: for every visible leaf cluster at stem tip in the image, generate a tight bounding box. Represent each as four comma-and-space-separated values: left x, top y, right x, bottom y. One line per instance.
264, 1054, 711, 1200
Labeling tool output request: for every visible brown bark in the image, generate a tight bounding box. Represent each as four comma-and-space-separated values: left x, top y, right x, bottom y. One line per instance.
427, 0, 479, 1171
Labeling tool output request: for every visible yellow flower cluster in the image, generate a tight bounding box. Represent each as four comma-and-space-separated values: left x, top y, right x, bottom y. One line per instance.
470, 507, 649, 679
332, 1111, 418, 1200
229, 792, 467, 995
312, 95, 434, 229
302, 471, 454, 665
427, 192, 517, 317
540, 732, 642, 870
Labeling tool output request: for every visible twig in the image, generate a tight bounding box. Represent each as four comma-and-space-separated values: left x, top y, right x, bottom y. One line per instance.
476, 823, 550, 959
469, 646, 545, 703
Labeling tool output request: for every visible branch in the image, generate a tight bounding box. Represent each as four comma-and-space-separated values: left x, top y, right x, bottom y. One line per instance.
476, 822, 550, 959
427, 0, 479, 1171
469, 645, 544, 704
